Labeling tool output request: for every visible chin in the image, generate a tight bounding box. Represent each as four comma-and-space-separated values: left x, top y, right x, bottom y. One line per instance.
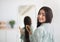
39, 21, 45, 23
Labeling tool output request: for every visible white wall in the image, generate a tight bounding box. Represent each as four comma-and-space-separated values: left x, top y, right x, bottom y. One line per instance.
0, 0, 60, 42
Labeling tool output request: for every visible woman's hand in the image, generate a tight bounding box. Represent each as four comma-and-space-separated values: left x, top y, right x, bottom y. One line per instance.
19, 26, 24, 34
26, 25, 32, 35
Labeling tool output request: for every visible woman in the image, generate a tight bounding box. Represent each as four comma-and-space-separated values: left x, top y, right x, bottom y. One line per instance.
19, 16, 33, 42
33, 6, 54, 42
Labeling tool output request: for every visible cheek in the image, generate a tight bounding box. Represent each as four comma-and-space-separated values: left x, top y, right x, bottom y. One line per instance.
43, 16, 46, 21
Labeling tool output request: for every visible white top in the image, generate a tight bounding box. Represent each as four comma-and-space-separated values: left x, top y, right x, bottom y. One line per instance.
32, 23, 54, 42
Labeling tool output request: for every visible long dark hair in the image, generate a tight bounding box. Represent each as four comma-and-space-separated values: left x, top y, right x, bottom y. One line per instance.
37, 6, 53, 27
24, 16, 31, 42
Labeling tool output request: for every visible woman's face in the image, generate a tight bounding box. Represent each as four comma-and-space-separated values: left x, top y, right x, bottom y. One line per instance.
38, 9, 46, 23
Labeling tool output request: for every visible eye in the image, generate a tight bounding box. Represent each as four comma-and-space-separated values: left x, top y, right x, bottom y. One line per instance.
42, 13, 45, 16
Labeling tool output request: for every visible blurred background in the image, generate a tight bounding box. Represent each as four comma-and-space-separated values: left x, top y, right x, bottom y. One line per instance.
0, 0, 60, 42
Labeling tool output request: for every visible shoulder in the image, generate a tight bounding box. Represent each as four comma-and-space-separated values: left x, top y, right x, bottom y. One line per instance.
34, 23, 53, 33
43, 23, 54, 33
41, 23, 52, 29
34, 26, 43, 35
